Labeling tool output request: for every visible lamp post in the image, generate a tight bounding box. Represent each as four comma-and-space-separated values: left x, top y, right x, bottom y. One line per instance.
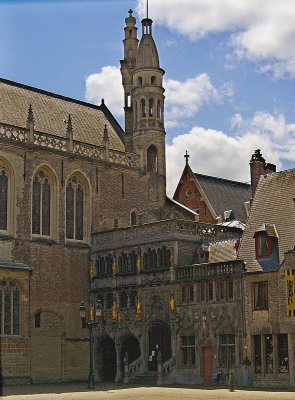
79, 300, 102, 389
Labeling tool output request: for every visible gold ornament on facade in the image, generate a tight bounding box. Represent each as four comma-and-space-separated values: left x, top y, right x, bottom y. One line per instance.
112, 301, 117, 320
88, 303, 94, 321
169, 294, 175, 314
136, 256, 141, 273
135, 297, 142, 319
170, 254, 174, 267
88, 264, 94, 279
112, 258, 117, 276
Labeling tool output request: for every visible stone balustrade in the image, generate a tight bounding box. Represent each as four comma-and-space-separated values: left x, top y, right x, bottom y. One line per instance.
0, 122, 139, 168
92, 219, 242, 251
175, 259, 245, 281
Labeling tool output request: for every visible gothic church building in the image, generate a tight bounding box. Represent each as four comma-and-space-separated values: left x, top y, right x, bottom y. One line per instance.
0, 10, 247, 386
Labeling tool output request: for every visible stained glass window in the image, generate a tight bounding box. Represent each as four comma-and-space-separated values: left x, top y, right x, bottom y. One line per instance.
32, 170, 51, 236
66, 176, 84, 240
0, 166, 8, 231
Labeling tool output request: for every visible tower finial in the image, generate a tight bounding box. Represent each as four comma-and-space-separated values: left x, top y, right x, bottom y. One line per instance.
128, 8, 133, 17
147, 0, 149, 19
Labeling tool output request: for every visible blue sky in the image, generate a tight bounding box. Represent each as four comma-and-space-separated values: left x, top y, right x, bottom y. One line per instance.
1, 0, 295, 195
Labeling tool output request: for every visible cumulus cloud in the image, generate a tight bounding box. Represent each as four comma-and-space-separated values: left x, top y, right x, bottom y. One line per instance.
85, 66, 124, 116
166, 109, 295, 196
165, 73, 233, 127
166, 124, 281, 196
85, 67, 230, 126
136, 0, 295, 79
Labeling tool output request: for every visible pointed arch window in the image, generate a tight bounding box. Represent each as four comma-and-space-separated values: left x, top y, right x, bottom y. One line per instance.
130, 210, 138, 226
32, 170, 51, 236
66, 175, 85, 241
0, 164, 8, 231
157, 100, 161, 119
147, 145, 158, 172
0, 281, 20, 335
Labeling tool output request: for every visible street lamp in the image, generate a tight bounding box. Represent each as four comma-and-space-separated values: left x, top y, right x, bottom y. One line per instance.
79, 300, 103, 389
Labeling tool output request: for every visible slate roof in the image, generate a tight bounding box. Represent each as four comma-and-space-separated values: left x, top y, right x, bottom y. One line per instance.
195, 173, 251, 223
238, 168, 295, 272
0, 78, 125, 151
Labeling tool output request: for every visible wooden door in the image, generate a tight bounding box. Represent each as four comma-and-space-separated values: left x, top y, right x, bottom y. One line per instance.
203, 347, 213, 384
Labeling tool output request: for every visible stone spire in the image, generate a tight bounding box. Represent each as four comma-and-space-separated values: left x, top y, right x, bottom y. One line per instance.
66, 114, 73, 151
26, 104, 35, 143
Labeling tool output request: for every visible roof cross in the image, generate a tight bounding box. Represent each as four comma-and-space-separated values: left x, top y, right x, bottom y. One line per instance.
184, 150, 190, 165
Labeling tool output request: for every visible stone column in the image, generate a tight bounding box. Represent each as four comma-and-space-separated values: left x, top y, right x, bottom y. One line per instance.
115, 341, 123, 382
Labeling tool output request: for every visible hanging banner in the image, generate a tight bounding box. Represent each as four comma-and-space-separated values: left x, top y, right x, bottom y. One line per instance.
285, 270, 295, 317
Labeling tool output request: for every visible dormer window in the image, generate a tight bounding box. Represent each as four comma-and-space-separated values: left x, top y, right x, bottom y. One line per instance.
255, 232, 271, 259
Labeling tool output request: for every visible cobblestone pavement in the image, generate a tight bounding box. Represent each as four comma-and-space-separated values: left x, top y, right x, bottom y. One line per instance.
2, 384, 295, 400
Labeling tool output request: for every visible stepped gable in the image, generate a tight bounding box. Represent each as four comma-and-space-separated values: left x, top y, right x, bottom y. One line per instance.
238, 168, 295, 272
0, 78, 125, 152
195, 173, 251, 223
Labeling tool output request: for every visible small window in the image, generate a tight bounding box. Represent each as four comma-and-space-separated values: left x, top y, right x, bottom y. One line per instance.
254, 281, 268, 310
278, 334, 289, 373
151, 76, 156, 85
138, 77, 143, 86
255, 232, 271, 258
34, 312, 41, 328
265, 335, 273, 373
181, 336, 195, 367
207, 282, 213, 302
147, 145, 158, 172
130, 210, 137, 226
254, 335, 262, 373
181, 285, 194, 303
0, 282, 20, 335
119, 292, 128, 308
219, 334, 235, 367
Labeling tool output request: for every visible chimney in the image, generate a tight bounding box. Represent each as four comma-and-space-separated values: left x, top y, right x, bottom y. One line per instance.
250, 149, 276, 198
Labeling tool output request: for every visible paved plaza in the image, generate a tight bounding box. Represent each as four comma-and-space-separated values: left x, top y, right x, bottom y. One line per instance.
2, 384, 295, 400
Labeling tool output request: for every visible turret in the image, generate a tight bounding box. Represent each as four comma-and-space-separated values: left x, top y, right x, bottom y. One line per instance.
121, 10, 166, 208
120, 9, 138, 135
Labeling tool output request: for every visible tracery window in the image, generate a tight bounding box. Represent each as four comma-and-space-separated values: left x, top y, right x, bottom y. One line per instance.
0, 281, 20, 335
32, 170, 51, 236
66, 175, 84, 240
0, 165, 8, 231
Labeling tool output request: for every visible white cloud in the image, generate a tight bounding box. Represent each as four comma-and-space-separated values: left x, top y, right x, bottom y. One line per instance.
85, 67, 230, 126
85, 66, 124, 116
166, 125, 281, 196
136, 0, 295, 79
165, 73, 233, 127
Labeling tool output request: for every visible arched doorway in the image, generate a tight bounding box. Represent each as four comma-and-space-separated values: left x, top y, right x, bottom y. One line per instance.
121, 335, 141, 366
148, 321, 171, 371
98, 336, 116, 381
